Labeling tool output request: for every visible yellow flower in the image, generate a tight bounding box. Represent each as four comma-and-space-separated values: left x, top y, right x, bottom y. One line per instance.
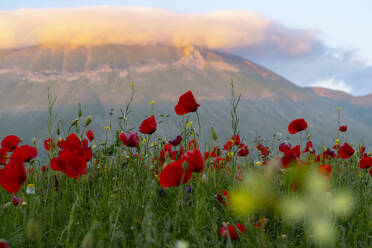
104, 126, 111, 131
151, 142, 156, 147
92, 145, 97, 149
186, 121, 193, 128
256, 161, 262, 167
337, 107, 341, 112
58, 137, 63, 142
335, 138, 340, 145
130, 82, 134, 87
150, 100, 155, 105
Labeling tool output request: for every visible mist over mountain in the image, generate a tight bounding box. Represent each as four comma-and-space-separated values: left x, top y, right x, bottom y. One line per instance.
1, 44, 372, 147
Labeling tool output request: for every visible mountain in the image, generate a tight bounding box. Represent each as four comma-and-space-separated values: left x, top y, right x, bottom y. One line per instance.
0, 44, 372, 148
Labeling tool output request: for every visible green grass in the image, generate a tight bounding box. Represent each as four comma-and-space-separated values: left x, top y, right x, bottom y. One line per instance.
0, 85, 371, 248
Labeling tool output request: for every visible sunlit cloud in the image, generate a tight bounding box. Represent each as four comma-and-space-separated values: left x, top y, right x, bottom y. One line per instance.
0, 7, 318, 57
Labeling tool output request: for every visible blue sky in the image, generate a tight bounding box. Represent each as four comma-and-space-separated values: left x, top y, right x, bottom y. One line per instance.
1, 0, 371, 94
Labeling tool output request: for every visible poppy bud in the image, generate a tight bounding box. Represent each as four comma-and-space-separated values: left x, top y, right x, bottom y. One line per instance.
210, 127, 218, 141
32, 137, 37, 147
85, 116, 92, 127
78, 104, 82, 117
57, 127, 60, 135
26, 218, 40, 241
70, 119, 79, 127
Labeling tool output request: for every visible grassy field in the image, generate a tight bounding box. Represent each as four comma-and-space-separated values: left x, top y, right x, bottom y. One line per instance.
0, 84, 371, 248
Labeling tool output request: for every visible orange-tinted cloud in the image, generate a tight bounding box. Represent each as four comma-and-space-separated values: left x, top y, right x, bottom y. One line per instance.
0, 7, 318, 56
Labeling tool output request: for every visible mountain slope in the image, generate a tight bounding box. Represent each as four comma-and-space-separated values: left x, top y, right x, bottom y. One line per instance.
0, 44, 372, 147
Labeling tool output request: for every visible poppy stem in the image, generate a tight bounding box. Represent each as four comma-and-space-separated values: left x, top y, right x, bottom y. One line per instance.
196, 111, 201, 140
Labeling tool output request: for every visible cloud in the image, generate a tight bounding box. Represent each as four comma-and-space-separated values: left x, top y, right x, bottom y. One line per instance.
0, 7, 319, 58
310, 78, 352, 93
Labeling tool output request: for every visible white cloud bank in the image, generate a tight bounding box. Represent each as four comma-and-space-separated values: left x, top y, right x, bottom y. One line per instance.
0, 7, 318, 57
310, 78, 352, 93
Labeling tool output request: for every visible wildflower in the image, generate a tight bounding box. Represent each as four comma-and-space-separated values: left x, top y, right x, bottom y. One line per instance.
1, 135, 21, 152
279, 142, 292, 154
150, 100, 155, 105
256, 161, 262, 167
288, 119, 308, 135
303, 141, 315, 154
337, 107, 341, 112
41, 165, 48, 173
130, 82, 134, 87
92, 145, 97, 149
339, 125, 348, 132
119, 131, 139, 147
217, 189, 231, 206
50, 133, 92, 179
0, 159, 27, 193
86, 130, 94, 142
104, 126, 110, 131
12, 195, 21, 206
359, 156, 372, 169
11, 145, 38, 163
44, 138, 56, 151
139, 115, 157, 134
185, 121, 193, 128
26, 184, 35, 194
158, 160, 192, 188
238, 144, 249, 157
181, 149, 204, 173
174, 91, 200, 115
338, 143, 355, 159
219, 223, 245, 240
169, 135, 182, 146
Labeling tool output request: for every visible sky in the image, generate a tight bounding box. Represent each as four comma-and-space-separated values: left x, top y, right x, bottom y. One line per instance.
1, 0, 371, 95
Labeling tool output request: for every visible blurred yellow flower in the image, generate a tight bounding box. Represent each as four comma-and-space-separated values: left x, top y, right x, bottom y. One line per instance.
186, 121, 193, 128
150, 100, 155, 105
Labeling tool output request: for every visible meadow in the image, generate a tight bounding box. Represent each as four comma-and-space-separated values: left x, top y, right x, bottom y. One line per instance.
0, 82, 371, 248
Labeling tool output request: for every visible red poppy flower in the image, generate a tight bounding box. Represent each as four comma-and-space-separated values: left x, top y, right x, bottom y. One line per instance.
12, 194, 21, 206
174, 91, 200, 115
0, 148, 7, 165
217, 189, 230, 206
219, 223, 245, 240
359, 156, 372, 169
279, 143, 291, 154
303, 141, 315, 154
281, 145, 300, 168
50, 133, 92, 179
11, 145, 38, 163
139, 115, 157, 134
0, 159, 27, 193
339, 125, 348, 132
318, 164, 332, 178
257, 144, 270, 159
51, 151, 87, 179
120, 131, 139, 147
288, 119, 308, 134
42, 165, 48, 173
213, 157, 225, 169
0, 240, 10, 248
158, 160, 192, 188
86, 130, 95, 142
238, 145, 249, 157
159, 144, 172, 162
169, 135, 182, 146
188, 139, 198, 150
1, 135, 21, 152
211, 146, 221, 157
44, 138, 56, 151
338, 143, 355, 159
181, 149, 204, 173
